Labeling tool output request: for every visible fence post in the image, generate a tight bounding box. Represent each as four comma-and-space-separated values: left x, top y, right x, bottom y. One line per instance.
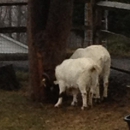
84, 2, 92, 46
89, 0, 102, 45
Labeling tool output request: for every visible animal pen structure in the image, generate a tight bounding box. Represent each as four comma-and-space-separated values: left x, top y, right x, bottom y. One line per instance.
0, 0, 28, 90
0, 0, 130, 52
0, 0, 130, 100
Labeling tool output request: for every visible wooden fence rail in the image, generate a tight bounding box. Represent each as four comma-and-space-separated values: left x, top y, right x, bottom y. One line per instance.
0, 54, 28, 61
97, 1, 130, 11
0, 2, 27, 6
111, 66, 130, 75
0, 27, 27, 33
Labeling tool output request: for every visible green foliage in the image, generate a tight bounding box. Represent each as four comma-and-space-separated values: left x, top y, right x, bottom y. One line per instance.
107, 36, 130, 57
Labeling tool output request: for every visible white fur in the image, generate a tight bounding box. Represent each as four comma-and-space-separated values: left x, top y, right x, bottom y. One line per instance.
54, 58, 100, 109
70, 45, 111, 100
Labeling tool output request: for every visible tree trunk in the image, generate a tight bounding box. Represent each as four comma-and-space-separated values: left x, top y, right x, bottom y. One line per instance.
28, 0, 73, 102
28, 0, 50, 101
40, 0, 74, 80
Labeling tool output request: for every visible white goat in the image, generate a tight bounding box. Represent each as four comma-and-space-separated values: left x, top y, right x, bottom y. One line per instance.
54, 58, 100, 109
70, 45, 111, 100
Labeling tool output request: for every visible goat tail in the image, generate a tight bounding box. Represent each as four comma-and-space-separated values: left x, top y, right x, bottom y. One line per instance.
89, 64, 100, 94
90, 64, 101, 75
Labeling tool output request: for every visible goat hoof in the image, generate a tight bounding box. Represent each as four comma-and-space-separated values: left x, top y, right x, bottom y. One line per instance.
54, 104, 60, 108
102, 97, 108, 102
88, 104, 93, 108
93, 97, 101, 103
81, 107, 84, 110
81, 106, 87, 110
71, 101, 77, 106
95, 98, 101, 104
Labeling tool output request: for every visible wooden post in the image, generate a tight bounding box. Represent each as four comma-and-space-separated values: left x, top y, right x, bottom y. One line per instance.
28, 42, 44, 101
39, 0, 74, 81
27, 0, 48, 102
84, 2, 92, 46
90, 0, 102, 45
90, 0, 96, 44
28, 0, 73, 102
95, 7, 102, 44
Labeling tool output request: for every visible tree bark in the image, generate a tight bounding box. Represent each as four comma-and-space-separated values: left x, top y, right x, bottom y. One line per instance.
28, 0, 73, 102
28, 0, 49, 101
40, 0, 74, 80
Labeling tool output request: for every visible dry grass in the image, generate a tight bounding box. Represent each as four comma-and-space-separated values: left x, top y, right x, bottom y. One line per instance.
0, 87, 130, 130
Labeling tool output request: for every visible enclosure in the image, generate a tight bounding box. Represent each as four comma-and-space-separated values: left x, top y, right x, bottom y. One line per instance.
0, 0, 130, 129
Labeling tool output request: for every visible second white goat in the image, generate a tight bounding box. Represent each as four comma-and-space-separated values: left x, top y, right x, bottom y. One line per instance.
54, 58, 100, 110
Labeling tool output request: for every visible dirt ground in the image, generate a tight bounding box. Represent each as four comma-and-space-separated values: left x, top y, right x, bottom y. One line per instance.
39, 58, 130, 130
48, 58, 130, 130
44, 101, 130, 130
1, 58, 130, 130
40, 70, 130, 130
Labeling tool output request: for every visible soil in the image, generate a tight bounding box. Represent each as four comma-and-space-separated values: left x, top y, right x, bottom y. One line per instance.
47, 58, 130, 130
1, 58, 130, 130
109, 58, 130, 103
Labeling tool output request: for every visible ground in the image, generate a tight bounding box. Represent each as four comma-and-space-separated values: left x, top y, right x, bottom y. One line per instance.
0, 88, 130, 130
0, 58, 130, 130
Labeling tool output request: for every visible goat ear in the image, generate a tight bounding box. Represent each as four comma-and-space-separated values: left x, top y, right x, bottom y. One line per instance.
91, 65, 101, 74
